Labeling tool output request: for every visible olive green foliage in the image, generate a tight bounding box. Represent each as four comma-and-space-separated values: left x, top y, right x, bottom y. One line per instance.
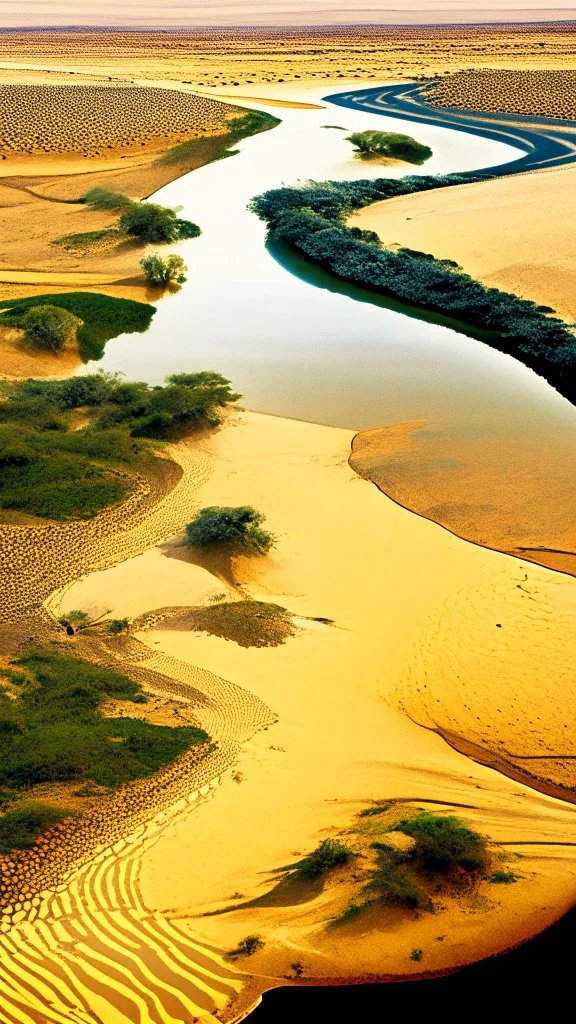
0, 802, 73, 853
365, 842, 430, 909
52, 228, 120, 250
140, 253, 187, 286
0, 291, 155, 362
0, 371, 239, 519
119, 201, 200, 244
107, 618, 130, 634
250, 178, 576, 398
346, 129, 433, 164
490, 869, 518, 884
185, 505, 274, 553
0, 650, 208, 799
410, 948, 424, 962
22, 305, 80, 352
162, 109, 279, 165
297, 838, 353, 880
83, 186, 132, 211
393, 813, 488, 872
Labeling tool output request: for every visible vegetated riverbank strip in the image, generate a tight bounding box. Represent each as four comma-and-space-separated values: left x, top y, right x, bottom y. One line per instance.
251, 175, 576, 405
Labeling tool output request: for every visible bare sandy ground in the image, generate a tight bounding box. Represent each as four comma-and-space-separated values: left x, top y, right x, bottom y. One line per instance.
350, 165, 576, 322
53, 411, 576, 996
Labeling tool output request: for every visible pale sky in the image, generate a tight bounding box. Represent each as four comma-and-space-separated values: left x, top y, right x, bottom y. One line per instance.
0, 1, 574, 28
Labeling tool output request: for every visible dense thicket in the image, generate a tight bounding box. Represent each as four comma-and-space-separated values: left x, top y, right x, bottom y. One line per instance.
0, 371, 240, 519
0, 291, 155, 361
250, 176, 576, 396
346, 129, 432, 164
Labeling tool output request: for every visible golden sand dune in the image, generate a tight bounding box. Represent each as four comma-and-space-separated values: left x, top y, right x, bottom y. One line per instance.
0, 410, 574, 1018
349, 165, 576, 322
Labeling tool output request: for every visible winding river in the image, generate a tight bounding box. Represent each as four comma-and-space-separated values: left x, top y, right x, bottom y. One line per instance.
81, 83, 576, 573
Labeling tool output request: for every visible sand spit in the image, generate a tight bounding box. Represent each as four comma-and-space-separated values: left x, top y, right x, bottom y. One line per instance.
349, 164, 576, 322
0, 410, 574, 1020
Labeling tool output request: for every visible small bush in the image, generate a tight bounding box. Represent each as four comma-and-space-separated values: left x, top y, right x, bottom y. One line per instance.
22, 305, 80, 352
186, 506, 274, 554
365, 844, 430, 909
410, 948, 424, 962
393, 813, 488, 873
107, 618, 130, 634
119, 202, 200, 244
489, 870, 518, 884
0, 802, 72, 853
140, 253, 187, 285
230, 934, 264, 957
297, 838, 353, 879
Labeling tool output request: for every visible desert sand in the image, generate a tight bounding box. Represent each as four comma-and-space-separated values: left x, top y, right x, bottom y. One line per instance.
349, 165, 576, 322
33, 410, 573, 1019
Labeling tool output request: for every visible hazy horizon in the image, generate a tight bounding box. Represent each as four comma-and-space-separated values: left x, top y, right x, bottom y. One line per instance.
1, 2, 574, 29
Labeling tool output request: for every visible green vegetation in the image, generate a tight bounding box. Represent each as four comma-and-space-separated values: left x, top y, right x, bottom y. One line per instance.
162, 109, 280, 165
410, 948, 424, 962
21, 305, 80, 353
107, 618, 130, 634
364, 842, 430, 910
229, 934, 265, 958
297, 838, 353, 880
0, 802, 73, 853
119, 201, 201, 244
140, 252, 187, 286
392, 813, 488, 872
51, 228, 120, 251
359, 804, 389, 817
250, 178, 576, 400
186, 506, 274, 554
0, 650, 208, 800
170, 601, 295, 648
83, 186, 132, 211
490, 869, 518, 884
346, 129, 433, 164
0, 291, 155, 362
0, 371, 239, 520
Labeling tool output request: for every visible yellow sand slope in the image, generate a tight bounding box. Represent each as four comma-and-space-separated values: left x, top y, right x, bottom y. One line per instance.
350, 165, 576, 320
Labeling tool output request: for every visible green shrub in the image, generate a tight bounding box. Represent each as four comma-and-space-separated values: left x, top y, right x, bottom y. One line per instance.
140, 253, 187, 285
365, 843, 430, 909
393, 813, 488, 872
489, 869, 518, 884
107, 618, 130, 634
297, 838, 353, 879
0, 802, 73, 853
83, 187, 131, 211
22, 305, 80, 352
119, 201, 200, 244
410, 948, 424, 962
346, 130, 433, 164
185, 505, 274, 553
229, 934, 264, 957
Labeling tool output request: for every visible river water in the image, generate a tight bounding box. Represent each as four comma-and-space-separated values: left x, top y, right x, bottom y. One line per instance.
81, 84, 576, 571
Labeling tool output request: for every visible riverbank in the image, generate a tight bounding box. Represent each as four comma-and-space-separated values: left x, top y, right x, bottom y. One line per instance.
49, 410, 576, 1006
350, 163, 576, 322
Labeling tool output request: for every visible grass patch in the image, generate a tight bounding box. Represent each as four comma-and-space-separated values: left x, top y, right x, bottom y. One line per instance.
364, 842, 431, 910
0, 371, 239, 520
0, 291, 155, 362
162, 110, 280, 166
0, 802, 74, 853
157, 601, 296, 648
51, 228, 122, 251
0, 649, 209, 797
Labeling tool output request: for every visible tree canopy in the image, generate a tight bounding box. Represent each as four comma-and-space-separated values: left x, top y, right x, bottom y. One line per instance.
119, 201, 201, 244
346, 130, 433, 164
186, 505, 274, 553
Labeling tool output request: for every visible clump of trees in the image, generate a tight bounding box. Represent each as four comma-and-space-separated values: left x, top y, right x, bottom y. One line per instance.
21, 304, 80, 352
346, 129, 433, 164
250, 177, 576, 400
0, 802, 73, 853
140, 253, 187, 285
119, 201, 201, 244
186, 505, 274, 553
297, 838, 353, 879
